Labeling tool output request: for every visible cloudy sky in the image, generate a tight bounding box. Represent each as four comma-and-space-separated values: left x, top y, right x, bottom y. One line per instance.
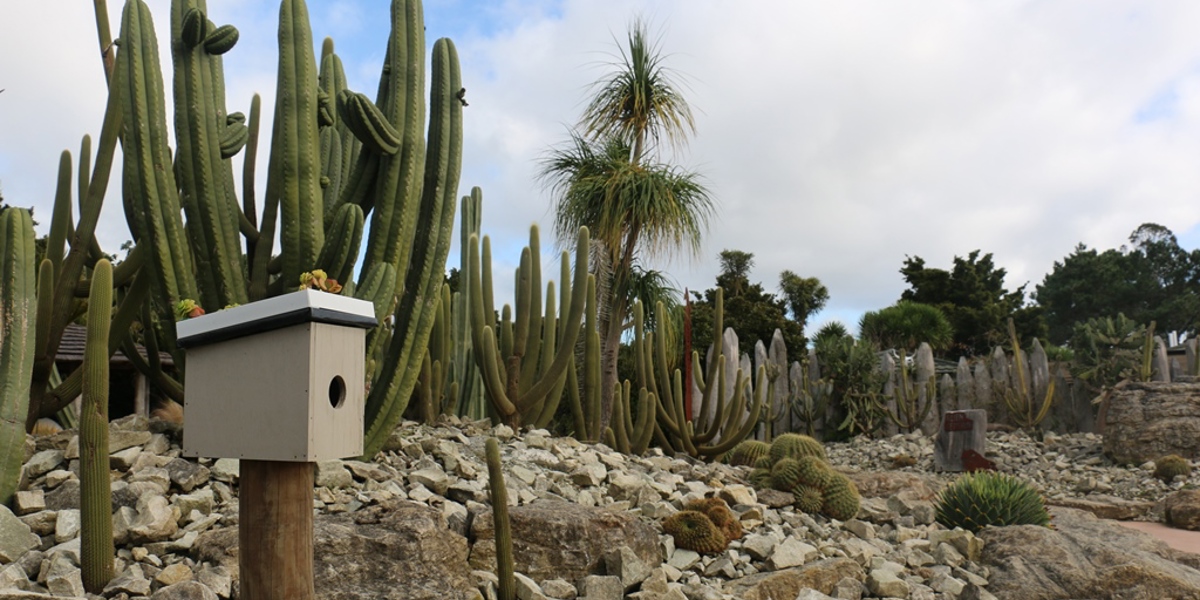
4, 0, 1200, 338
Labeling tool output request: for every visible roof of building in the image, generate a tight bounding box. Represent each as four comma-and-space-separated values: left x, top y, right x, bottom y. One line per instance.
55, 324, 176, 367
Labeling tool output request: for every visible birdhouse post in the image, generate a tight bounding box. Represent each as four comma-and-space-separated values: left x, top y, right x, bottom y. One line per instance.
177, 290, 376, 600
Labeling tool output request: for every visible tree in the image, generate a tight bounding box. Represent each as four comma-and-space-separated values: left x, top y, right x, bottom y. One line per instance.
899, 250, 1044, 357
779, 270, 828, 339
541, 19, 714, 432
1035, 224, 1200, 345
689, 250, 806, 364
858, 301, 953, 352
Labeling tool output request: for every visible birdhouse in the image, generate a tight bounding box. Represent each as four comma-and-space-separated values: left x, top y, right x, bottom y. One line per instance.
177, 290, 377, 462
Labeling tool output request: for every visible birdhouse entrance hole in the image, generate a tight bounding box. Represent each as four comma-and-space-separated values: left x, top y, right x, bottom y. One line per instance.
328, 376, 346, 409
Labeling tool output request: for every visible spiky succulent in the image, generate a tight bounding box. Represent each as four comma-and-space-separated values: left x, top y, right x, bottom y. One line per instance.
1155, 455, 1192, 484
935, 472, 1050, 533
727, 440, 770, 467
770, 458, 803, 492
748, 468, 772, 489
662, 510, 727, 554
753, 456, 772, 470
769, 433, 827, 464
794, 484, 824, 514
821, 472, 861, 521
685, 498, 742, 542
795, 455, 833, 489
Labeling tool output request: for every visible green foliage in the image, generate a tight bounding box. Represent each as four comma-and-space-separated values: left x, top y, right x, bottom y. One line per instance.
662, 510, 727, 554
935, 472, 1050, 533
881, 347, 937, 433
900, 251, 1045, 358
1070, 314, 1156, 396
1035, 224, 1200, 345
1154, 455, 1192, 484
813, 330, 886, 437
859, 301, 953, 352
689, 250, 809, 364
779, 270, 829, 338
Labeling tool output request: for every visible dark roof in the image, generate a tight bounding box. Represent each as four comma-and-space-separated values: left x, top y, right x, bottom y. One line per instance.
55, 324, 175, 367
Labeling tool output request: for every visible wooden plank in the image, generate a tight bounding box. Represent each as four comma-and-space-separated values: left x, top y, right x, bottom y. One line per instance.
934, 409, 987, 472
239, 460, 315, 600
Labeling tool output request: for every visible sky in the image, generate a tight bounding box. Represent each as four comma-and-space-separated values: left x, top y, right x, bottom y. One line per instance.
4, 0, 1200, 341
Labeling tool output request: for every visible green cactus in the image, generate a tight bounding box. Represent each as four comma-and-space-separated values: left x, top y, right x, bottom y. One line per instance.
684, 498, 742, 542
935, 471, 1050, 533
769, 433, 827, 464
469, 226, 591, 429
451, 188, 484, 420
661, 510, 727, 554
999, 318, 1056, 430
793, 485, 824, 514
80, 259, 114, 593
882, 347, 937, 433
0, 208, 36, 505
485, 438, 514, 600
770, 458, 803, 492
795, 455, 833, 489
820, 472, 861, 521
1155, 455, 1192, 484
654, 289, 765, 459
726, 440, 770, 467
604, 302, 657, 454
747, 468, 771, 489
789, 369, 830, 438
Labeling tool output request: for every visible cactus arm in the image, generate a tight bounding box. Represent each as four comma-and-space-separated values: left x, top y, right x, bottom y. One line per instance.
80, 259, 114, 593
315, 203, 364, 285
46, 152, 73, 274
484, 438, 515, 600
0, 208, 36, 503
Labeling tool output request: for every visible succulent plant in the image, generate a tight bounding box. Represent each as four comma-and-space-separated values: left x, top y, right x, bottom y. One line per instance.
795, 455, 833, 489
1155, 455, 1192, 484
484, 438, 514, 600
662, 510, 727, 554
748, 468, 771, 489
935, 472, 1050, 533
769, 433, 827, 464
80, 259, 114, 593
684, 498, 742, 542
793, 484, 824, 514
770, 458, 803, 492
726, 440, 770, 467
820, 472, 861, 521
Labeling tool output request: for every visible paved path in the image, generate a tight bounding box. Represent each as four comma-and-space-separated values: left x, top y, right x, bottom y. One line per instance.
1117, 521, 1200, 554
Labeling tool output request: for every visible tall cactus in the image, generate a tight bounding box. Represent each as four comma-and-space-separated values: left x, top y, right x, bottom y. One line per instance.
0, 208, 35, 505
469, 226, 592, 429
603, 302, 656, 455
80, 259, 114, 593
485, 438, 515, 600
452, 188, 485, 419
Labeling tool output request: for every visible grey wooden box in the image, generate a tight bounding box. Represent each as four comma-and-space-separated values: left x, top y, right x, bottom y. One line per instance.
177, 290, 376, 462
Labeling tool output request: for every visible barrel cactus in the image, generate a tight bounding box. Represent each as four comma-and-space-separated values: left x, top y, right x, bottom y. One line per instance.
769, 433, 827, 464
726, 440, 770, 467
1154, 455, 1192, 484
684, 498, 742, 542
662, 510, 727, 554
935, 472, 1050, 533
821, 472, 861, 521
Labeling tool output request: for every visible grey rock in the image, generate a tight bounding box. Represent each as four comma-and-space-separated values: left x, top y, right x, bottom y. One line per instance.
866, 568, 909, 598
150, 581, 218, 600
724, 558, 863, 600
0, 504, 39, 562
514, 572, 547, 600
165, 458, 210, 492
52, 509, 79, 543
11, 491, 43, 516
767, 538, 818, 570
209, 459, 239, 482
1104, 381, 1200, 464
42, 479, 79, 511
129, 494, 179, 543
576, 575, 622, 600
602, 546, 651, 591
22, 451, 63, 480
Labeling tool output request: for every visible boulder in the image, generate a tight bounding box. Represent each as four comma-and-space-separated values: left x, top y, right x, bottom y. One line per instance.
980, 507, 1200, 599
1165, 490, 1200, 531
1046, 495, 1154, 521
192, 501, 477, 599
1103, 381, 1200, 465
469, 499, 659, 584
722, 558, 862, 600
845, 470, 940, 500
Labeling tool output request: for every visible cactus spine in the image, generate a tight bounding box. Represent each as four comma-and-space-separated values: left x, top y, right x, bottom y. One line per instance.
0, 208, 35, 505
485, 438, 515, 600
80, 259, 114, 593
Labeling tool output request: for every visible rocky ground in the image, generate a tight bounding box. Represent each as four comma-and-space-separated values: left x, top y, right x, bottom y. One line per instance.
0, 415, 1198, 600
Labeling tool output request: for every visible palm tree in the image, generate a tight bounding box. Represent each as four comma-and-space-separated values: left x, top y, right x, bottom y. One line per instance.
540, 19, 712, 432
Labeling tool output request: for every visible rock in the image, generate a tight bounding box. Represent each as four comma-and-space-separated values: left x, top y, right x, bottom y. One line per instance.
165, 458, 210, 492
469, 500, 659, 584
846, 471, 939, 500
105, 572, 154, 596
408, 468, 451, 496
514, 573, 546, 600
313, 500, 476, 599
980, 506, 1200, 599
1104, 381, 1200, 464
43, 479, 79, 511
210, 459, 239, 482
155, 563, 193, 586
767, 538, 818, 570
540, 578, 576, 599
0, 505, 39, 562
1165, 490, 1200, 531
150, 581, 219, 600
315, 461, 354, 489
602, 546, 650, 591
129, 494, 179, 543
23, 450, 63, 480
576, 575, 622, 600
755, 489, 795, 509
12, 491, 44, 516
724, 558, 863, 600
866, 567, 909, 598
1047, 495, 1155, 521
53, 509, 79, 543
717, 485, 756, 507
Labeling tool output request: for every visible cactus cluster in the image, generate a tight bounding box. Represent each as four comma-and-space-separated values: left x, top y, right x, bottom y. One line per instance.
725, 440, 770, 467
746, 434, 860, 521
934, 471, 1050, 533
661, 497, 743, 555
1154, 455, 1192, 484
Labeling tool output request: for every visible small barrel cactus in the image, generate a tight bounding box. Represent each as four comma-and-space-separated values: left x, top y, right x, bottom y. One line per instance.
820, 472, 861, 521
1155, 455, 1192, 484
662, 510, 727, 554
793, 484, 824, 514
770, 458, 804, 492
769, 433, 827, 464
935, 472, 1050, 533
726, 440, 770, 467
685, 498, 742, 542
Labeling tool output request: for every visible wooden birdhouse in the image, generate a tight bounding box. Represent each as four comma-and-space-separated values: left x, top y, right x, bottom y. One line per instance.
177, 290, 377, 461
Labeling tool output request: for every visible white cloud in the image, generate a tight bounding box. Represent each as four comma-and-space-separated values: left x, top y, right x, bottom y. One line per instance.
4, 0, 1200, 343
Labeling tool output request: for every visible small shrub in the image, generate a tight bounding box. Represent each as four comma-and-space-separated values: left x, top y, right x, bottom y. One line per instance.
935, 472, 1050, 533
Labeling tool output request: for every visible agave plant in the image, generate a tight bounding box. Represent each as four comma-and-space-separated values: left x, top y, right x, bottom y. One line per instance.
935, 471, 1050, 533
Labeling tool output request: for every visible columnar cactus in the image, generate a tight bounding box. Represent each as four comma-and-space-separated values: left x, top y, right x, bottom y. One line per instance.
80, 259, 114, 593
0, 208, 36, 506
603, 302, 657, 455
451, 188, 485, 419
469, 226, 592, 429
485, 438, 515, 600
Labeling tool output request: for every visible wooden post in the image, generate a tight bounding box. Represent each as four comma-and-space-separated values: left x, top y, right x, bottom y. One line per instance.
239, 460, 315, 600
934, 409, 987, 472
